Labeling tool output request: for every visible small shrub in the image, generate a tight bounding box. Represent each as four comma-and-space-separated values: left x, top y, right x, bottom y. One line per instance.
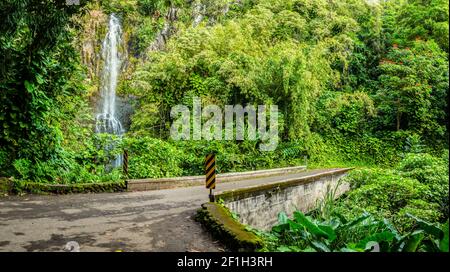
12, 159, 33, 180
337, 174, 427, 222
397, 153, 449, 218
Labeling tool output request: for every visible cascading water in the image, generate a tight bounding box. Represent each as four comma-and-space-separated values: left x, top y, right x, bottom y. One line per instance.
95, 13, 124, 168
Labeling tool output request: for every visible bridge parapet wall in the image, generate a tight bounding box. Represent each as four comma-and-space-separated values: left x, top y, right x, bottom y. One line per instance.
215, 168, 353, 230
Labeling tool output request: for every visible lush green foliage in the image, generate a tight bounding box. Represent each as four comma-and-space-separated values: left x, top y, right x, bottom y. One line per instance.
128, 0, 369, 140
0, 0, 87, 170
256, 151, 449, 252
0, 0, 447, 252
333, 152, 448, 232
10, 133, 123, 184
262, 209, 448, 252
0, 0, 111, 184
124, 0, 448, 171
0, 0, 448, 211
121, 136, 306, 178
375, 40, 448, 144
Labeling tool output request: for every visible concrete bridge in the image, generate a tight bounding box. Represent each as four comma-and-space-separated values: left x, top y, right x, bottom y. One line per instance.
0, 167, 352, 252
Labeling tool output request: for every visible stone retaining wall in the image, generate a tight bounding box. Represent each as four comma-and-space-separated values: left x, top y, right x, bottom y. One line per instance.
215, 168, 352, 230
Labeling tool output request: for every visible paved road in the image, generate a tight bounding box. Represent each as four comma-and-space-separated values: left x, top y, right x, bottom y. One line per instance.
0, 169, 331, 252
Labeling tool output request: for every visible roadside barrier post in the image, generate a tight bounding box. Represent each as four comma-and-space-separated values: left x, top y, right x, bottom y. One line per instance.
205, 154, 216, 202
123, 150, 129, 178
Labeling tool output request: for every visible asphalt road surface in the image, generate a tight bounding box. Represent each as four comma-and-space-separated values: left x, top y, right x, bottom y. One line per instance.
0, 169, 330, 252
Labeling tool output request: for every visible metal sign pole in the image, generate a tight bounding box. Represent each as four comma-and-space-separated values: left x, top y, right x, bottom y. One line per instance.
205, 154, 216, 202
123, 150, 129, 178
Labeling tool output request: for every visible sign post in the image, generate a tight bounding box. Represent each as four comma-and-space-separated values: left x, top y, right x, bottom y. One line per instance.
123, 150, 129, 178
205, 154, 216, 202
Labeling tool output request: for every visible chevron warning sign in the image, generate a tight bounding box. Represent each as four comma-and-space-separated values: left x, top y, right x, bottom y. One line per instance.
205, 154, 216, 189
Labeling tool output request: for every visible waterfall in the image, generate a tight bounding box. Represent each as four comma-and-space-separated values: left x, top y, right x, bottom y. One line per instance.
95, 14, 124, 168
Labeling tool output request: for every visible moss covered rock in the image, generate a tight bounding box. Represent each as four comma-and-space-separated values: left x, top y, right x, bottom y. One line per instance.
195, 202, 263, 252
12, 180, 127, 194
0, 177, 12, 195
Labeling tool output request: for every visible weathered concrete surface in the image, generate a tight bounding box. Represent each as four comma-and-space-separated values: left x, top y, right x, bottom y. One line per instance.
218, 169, 352, 230
127, 165, 306, 191
0, 188, 219, 252
0, 169, 349, 252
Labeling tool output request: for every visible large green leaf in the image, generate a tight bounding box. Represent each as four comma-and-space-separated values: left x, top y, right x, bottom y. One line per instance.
287, 219, 303, 231
402, 230, 425, 252
271, 223, 289, 233
421, 239, 440, 252
346, 242, 367, 252
382, 218, 401, 240
302, 247, 317, 252
331, 211, 348, 225
318, 224, 337, 242
278, 211, 288, 224
272, 212, 292, 233
310, 241, 331, 252
407, 213, 443, 239
293, 211, 332, 240
341, 213, 371, 229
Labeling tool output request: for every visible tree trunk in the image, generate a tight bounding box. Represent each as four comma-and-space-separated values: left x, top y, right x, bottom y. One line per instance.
396, 111, 401, 131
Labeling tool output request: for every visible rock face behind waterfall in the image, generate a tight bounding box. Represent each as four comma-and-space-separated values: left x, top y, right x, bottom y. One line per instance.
147, 6, 179, 52
145, 1, 239, 54
79, 9, 107, 82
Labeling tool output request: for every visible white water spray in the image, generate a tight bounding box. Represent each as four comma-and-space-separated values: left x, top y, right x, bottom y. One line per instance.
95, 14, 124, 168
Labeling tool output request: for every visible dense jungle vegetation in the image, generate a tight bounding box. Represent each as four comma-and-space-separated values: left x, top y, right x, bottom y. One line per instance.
0, 0, 448, 251
259, 152, 449, 252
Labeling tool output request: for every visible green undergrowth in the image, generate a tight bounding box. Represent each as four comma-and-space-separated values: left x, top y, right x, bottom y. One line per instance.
260, 209, 449, 252
11, 179, 127, 195
334, 152, 449, 232
255, 151, 449, 252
